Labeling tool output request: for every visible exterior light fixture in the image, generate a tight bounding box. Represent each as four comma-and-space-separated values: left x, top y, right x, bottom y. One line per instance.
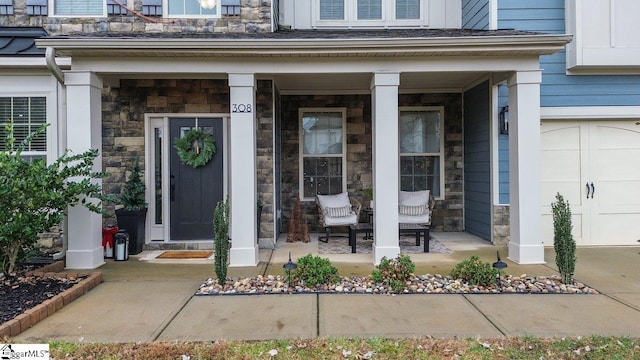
499, 105, 509, 135
492, 251, 508, 291
197, 0, 216, 9
283, 251, 297, 288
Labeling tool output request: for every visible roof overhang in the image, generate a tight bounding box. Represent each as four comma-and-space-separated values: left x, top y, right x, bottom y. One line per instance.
36, 33, 573, 58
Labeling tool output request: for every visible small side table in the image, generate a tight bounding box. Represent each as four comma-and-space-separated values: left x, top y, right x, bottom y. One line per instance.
362, 208, 373, 239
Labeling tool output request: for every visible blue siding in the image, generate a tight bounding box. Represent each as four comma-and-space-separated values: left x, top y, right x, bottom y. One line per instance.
462, 0, 489, 30
464, 80, 492, 240
498, 0, 640, 107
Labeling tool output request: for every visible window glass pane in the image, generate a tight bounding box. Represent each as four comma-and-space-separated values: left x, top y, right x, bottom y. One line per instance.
168, 0, 217, 15
400, 155, 440, 196
55, 0, 103, 15
320, 0, 344, 20
357, 0, 381, 20
303, 156, 342, 196
400, 110, 440, 153
0, 97, 46, 153
396, 0, 419, 19
154, 128, 163, 225
302, 112, 343, 155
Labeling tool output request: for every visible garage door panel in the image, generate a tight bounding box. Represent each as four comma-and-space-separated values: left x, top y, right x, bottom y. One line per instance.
595, 181, 640, 207
593, 149, 640, 181
540, 126, 581, 150
591, 214, 640, 245
541, 182, 584, 209
592, 125, 640, 149
541, 150, 581, 180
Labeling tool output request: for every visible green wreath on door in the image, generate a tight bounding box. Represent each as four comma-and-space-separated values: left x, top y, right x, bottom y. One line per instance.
173, 128, 216, 168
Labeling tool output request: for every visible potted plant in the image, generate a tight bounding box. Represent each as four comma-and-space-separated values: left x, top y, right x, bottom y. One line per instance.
114, 158, 148, 255
362, 188, 374, 209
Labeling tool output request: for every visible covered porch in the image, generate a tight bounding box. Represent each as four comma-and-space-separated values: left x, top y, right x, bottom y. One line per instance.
35, 29, 572, 269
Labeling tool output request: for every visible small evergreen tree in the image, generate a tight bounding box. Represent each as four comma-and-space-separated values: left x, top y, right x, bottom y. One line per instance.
119, 158, 147, 210
0, 123, 105, 274
213, 198, 230, 284
552, 193, 576, 284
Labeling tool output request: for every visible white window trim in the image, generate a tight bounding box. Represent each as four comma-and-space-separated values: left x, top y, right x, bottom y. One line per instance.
0, 93, 56, 164
314, 0, 427, 28
399, 106, 445, 200
299, 107, 347, 201
48, 0, 107, 17
163, 0, 221, 19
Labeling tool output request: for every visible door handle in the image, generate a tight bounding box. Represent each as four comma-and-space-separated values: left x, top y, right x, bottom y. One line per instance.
170, 174, 176, 201
590, 182, 595, 199
586, 182, 590, 199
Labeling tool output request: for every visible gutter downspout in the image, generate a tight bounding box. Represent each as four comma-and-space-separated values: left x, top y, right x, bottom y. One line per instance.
46, 47, 68, 261
46, 47, 65, 85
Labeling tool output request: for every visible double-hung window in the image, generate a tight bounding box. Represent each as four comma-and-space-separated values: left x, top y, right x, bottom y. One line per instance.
51, 0, 105, 17
299, 108, 346, 200
399, 107, 444, 198
317, 0, 423, 26
166, 0, 219, 18
0, 97, 47, 161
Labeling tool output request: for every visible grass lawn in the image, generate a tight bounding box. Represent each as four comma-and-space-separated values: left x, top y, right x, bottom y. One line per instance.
50, 336, 639, 359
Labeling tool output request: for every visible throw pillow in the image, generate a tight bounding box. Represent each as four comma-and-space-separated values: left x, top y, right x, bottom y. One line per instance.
399, 204, 426, 216
326, 206, 352, 217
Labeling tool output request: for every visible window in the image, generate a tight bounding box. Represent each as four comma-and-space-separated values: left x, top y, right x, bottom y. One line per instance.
357, 0, 381, 20
399, 107, 444, 198
52, 0, 104, 16
107, 0, 127, 15
0, 0, 13, 15
319, 0, 344, 20
27, 0, 48, 15
316, 0, 423, 26
166, 0, 218, 17
299, 108, 346, 200
142, 0, 162, 16
0, 97, 47, 161
396, 0, 419, 20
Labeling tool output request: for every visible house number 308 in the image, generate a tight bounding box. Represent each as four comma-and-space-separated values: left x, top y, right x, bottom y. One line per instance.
232, 104, 252, 113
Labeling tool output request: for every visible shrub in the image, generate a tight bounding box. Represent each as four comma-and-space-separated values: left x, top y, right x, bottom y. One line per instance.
0, 123, 106, 274
552, 193, 576, 284
118, 157, 147, 210
213, 198, 230, 284
293, 254, 339, 287
450, 256, 499, 287
372, 255, 415, 292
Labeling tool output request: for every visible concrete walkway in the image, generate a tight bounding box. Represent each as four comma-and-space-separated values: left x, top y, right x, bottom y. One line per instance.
14, 233, 640, 342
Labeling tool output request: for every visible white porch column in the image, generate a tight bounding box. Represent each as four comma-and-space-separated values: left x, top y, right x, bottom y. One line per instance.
507, 70, 545, 264
371, 73, 400, 264
64, 72, 104, 269
228, 73, 259, 267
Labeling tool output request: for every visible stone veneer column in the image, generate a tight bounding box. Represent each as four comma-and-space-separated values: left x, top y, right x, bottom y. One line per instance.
228, 73, 259, 266
64, 72, 104, 269
507, 70, 545, 264
371, 73, 400, 264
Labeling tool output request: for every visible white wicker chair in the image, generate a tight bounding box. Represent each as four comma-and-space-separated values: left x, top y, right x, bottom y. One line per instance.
316, 192, 362, 243
398, 190, 435, 226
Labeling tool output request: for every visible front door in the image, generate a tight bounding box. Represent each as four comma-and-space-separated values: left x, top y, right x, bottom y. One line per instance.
169, 118, 224, 240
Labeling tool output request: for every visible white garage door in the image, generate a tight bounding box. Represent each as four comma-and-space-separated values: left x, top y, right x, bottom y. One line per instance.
541, 120, 640, 246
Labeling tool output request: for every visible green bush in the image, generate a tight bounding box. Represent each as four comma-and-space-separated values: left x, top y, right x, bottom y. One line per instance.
0, 123, 106, 274
552, 193, 576, 284
293, 254, 339, 287
372, 255, 415, 292
213, 198, 230, 284
450, 256, 499, 287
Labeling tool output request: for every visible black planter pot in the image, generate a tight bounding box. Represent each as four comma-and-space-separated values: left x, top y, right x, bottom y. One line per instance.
115, 208, 148, 255
257, 205, 263, 238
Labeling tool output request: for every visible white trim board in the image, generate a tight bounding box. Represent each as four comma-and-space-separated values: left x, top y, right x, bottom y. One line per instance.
541, 106, 640, 120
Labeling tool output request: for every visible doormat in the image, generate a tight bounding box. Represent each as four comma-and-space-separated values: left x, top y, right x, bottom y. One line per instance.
318, 235, 452, 254
156, 250, 214, 259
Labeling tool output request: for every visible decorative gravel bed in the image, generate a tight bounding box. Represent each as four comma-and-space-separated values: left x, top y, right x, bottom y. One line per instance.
197, 274, 599, 296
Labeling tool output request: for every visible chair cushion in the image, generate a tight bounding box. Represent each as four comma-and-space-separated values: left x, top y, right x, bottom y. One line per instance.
324, 213, 358, 226
399, 190, 430, 206
399, 204, 427, 216
326, 206, 352, 218
317, 192, 351, 208
399, 213, 430, 225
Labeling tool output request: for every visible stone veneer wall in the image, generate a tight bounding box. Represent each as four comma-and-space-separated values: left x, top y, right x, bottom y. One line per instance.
101, 78, 275, 240
279, 93, 463, 233
0, 0, 271, 34
492, 205, 510, 245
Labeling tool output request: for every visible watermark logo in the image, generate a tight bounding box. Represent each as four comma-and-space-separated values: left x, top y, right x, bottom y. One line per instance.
0, 344, 49, 360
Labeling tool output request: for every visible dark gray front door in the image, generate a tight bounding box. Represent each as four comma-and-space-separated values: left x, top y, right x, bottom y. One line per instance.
169, 118, 224, 240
